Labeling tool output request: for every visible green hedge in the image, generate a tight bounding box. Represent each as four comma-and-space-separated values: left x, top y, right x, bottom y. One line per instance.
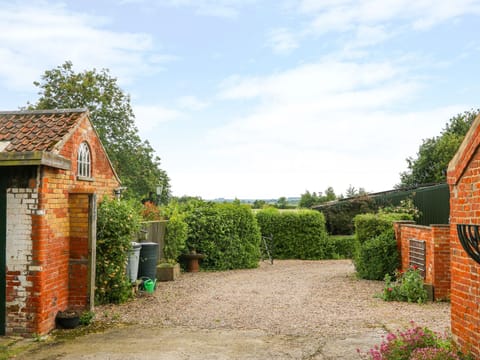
328, 235, 356, 259
353, 212, 411, 280
354, 229, 400, 280
96, 198, 142, 304
354, 212, 412, 244
183, 201, 261, 270
256, 208, 330, 259
163, 210, 188, 262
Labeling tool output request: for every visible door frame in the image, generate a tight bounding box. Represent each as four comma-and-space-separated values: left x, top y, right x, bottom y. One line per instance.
0, 176, 7, 335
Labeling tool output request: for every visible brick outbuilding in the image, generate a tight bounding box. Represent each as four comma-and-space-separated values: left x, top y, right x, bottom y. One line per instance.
448, 113, 480, 357
0, 109, 121, 336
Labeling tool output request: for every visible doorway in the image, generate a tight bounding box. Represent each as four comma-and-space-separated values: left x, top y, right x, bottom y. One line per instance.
68, 193, 97, 310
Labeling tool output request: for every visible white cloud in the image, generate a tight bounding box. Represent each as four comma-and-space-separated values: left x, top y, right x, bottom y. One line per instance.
142, 0, 255, 18
134, 104, 183, 134
0, 1, 173, 90
292, 0, 480, 51
202, 59, 464, 198
177, 96, 209, 111
266, 28, 299, 55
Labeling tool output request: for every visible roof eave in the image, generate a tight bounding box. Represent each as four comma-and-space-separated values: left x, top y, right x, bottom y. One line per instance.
0, 151, 71, 170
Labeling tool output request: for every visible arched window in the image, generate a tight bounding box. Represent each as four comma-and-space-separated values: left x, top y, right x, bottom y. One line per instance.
77, 142, 92, 178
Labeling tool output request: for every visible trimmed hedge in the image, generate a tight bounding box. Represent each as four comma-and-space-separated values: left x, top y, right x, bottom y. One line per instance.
183, 201, 261, 270
354, 212, 412, 244
328, 235, 356, 259
354, 229, 400, 280
256, 208, 330, 259
353, 212, 411, 280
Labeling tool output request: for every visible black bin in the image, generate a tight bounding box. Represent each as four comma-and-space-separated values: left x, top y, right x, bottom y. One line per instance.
138, 242, 159, 280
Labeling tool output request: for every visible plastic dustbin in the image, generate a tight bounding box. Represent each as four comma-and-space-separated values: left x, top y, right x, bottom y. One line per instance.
138, 242, 159, 280
126, 242, 142, 282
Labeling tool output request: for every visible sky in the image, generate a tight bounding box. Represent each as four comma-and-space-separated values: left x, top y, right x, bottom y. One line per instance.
0, 0, 479, 200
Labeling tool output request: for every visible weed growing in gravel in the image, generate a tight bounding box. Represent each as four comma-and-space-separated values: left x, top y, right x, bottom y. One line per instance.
358, 322, 471, 360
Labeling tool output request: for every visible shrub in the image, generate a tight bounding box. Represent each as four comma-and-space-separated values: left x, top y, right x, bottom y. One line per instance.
256, 208, 329, 259
355, 212, 412, 244
163, 208, 188, 262
359, 322, 469, 360
320, 196, 378, 235
328, 235, 356, 259
96, 198, 142, 304
141, 201, 165, 220
182, 201, 261, 270
382, 267, 428, 303
354, 229, 400, 280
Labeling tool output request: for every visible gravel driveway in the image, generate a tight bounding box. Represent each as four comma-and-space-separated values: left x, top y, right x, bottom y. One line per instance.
19, 260, 450, 359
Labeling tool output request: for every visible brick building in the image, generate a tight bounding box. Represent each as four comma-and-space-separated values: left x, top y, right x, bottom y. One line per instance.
0, 109, 120, 336
448, 113, 480, 357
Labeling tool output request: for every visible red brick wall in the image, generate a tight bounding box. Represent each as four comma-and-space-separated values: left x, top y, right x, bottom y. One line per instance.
447, 115, 480, 357
6, 114, 120, 335
394, 222, 451, 300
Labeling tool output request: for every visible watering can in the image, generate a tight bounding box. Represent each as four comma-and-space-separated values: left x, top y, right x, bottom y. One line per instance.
142, 278, 156, 293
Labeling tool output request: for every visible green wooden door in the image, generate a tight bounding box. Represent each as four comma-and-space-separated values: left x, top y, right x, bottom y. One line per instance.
0, 176, 6, 335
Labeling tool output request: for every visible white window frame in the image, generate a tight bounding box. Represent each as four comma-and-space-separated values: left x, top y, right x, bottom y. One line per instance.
77, 142, 92, 180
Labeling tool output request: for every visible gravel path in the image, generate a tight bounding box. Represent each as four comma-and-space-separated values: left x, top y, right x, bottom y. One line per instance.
97, 259, 450, 338
17, 260, 451, 359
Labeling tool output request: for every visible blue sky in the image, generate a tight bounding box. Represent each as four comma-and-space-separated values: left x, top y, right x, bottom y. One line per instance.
1, 0, 479, 199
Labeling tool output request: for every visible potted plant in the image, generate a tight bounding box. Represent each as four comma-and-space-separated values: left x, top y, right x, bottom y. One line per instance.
156, 209, 188, 281
55, 309, 80, 329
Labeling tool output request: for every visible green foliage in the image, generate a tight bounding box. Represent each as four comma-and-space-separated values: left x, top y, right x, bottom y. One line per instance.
298, 187, 336, 208
382, 267, 428, 303
328, 235, 356, 259
163, 207, 188, 262
379, 197, 422, 221
399, 109, 479, 187
354, 212, 412, 244
29, 61, 170, 201
182, 201, 261, 270
360, 323, 470, 360
354, 229, 400, 280
256, 208, 330, 259
79, 311, 95, 326
319, 196, 378, 235
141, 202, 165, 221
96, 198, 142, 304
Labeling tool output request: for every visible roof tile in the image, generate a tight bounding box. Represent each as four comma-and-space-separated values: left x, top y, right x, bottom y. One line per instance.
0, 109, 87, 153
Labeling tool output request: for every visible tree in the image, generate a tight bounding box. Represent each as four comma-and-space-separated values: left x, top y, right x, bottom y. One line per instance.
29, 61, 169, 201
252, 199, 266, 209
324, 187, 336, 201
299, 191, 319, 208
298, 187, 337, 208
398, 109, 479, 188
276, 197, 288, 209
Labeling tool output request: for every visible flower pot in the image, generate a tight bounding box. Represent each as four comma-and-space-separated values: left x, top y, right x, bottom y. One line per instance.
56, 310, 80, 329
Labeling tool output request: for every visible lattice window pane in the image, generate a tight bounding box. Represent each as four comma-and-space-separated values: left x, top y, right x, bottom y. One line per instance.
77, 142, 91, 178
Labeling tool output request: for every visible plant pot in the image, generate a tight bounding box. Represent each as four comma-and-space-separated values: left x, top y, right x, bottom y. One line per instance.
157, 262, 181, 281
56, 310, 80, 329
